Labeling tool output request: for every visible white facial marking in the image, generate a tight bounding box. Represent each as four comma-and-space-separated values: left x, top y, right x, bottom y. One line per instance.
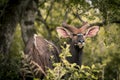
78, 42, 85, 48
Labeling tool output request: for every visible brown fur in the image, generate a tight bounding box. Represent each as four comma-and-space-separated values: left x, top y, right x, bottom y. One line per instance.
24, 35, 60, 78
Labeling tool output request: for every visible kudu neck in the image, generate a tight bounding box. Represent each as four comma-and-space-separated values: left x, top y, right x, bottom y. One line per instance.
68, 39, 84, 52
68, 39, 84, 66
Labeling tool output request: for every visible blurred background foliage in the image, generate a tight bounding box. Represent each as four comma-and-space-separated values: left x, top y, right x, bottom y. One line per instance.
0, 0, 120, 80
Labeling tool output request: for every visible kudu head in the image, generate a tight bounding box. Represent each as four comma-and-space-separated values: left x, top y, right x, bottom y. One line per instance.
56, 22, 99, 48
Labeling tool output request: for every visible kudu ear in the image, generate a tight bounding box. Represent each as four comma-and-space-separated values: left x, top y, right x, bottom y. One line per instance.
85, 26, 99, 37
56, 27, 73, 38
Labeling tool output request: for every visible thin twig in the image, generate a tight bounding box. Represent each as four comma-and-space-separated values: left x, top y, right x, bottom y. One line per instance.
62, 7, 69, 23
71, 7, 85, 23
36, 10, 51, 38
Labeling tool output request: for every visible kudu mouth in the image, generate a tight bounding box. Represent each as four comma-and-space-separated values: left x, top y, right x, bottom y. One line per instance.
77, 42, 85, 48
74, 40, 85, 48
73, 33, 85, 48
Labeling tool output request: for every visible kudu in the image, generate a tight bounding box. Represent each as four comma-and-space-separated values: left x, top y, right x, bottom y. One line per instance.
56, 22, 99, 66
22, 22, 99, 79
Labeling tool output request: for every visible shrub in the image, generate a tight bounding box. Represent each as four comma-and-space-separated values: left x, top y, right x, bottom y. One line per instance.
45, 44, 103, 80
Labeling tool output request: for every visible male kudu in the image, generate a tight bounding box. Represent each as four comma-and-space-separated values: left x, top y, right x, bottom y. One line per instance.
22, 22, 99, 79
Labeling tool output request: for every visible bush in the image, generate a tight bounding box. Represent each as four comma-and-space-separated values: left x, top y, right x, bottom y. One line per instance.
45, 44, 103, 80
0, 53, 21, 80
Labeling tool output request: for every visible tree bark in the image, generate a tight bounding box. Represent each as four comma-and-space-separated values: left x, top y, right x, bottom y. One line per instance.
20, 0, 38, 45
0, 0, 30, 54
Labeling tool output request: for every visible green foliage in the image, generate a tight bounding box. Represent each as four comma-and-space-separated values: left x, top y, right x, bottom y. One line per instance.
45, 44, 102, 80
91, 0, 120, 22
0, 53, 21, 80
83, 24, 120, 80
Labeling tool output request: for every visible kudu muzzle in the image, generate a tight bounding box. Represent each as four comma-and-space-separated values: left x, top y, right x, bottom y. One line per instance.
73, 33, 85, 48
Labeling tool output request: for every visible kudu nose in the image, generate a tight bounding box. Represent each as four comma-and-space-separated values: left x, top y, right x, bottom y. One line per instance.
79, 40, 84, 43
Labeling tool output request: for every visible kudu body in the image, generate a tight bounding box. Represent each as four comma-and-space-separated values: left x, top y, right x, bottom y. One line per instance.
23, 35, 60, 78
23, 22, 99, 78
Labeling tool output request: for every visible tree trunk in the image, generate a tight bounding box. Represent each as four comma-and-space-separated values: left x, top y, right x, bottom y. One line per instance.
0, 0, 30, 54
20, 0, 37, 45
